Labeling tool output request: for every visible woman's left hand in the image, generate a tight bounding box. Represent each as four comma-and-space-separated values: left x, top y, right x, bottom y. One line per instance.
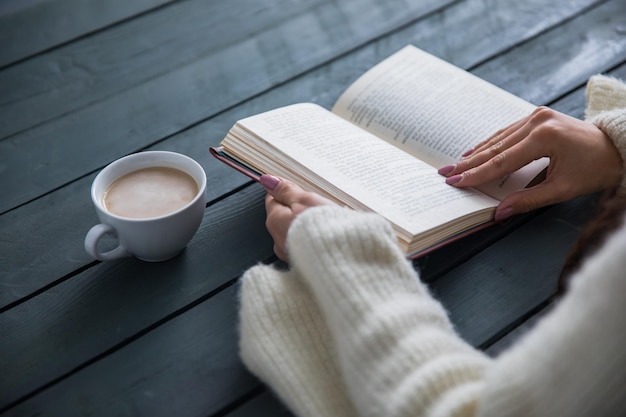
260, 174, 335, 261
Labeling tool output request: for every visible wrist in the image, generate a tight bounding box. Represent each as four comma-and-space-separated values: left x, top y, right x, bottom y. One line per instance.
585, 75, 626, 194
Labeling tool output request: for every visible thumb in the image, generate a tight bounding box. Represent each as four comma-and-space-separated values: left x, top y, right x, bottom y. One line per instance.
259, 174, 302, 206
495, 182, 559, 222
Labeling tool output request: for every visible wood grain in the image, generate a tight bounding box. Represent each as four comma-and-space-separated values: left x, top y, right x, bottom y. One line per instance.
0, 0, 174, 68
0, 0, 449, 213
2, 0, 625, 415
0, 0, 329, 138
473, 0, 626, 104
5, 284, 262, 416
0, 184, 274, 410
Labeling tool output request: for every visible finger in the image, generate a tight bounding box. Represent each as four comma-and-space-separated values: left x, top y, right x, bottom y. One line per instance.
265, 195, 294, 228
265, 201, 293, 253
259, 174, 306, 207
441, 120, 530, 178
265, 194, 287, 217
470, 114, 531, 156
454, 136, 511, 175
273, 243, 288, 262
259, 174, 282, 191
472, 106, 557, 157
448, 135, 546, 188
494, 180, 568, 221
448, 119, 538, 180
461, 112, 533, 158
296, 190, 336, 208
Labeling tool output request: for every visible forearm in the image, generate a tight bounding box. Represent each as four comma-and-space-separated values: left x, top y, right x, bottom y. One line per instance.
287, 206, 490, 417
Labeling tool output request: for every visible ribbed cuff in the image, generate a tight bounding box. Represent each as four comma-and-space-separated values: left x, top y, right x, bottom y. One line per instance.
239, 265, 357, 417
585, 75, 626, 194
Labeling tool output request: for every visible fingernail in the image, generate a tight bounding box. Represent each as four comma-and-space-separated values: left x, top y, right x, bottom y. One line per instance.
438, 164, 456, 176
445, 174, 463, 185
494, 207, 514, 222
461, 148, 474, 157
259, 174, 280, 191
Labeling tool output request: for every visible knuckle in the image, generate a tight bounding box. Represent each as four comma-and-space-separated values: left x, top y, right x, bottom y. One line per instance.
455, 158, 468, 171
513, 193, 541, 213
461, 167, 475, 182
490, 150, 507, 170
513, 197, 536, 214
300, 195, 320, 208
273, 184, 290, 202
492, 128, 508, 142
265, 214, 275, 231
535, 120, 560, 138
488, 139, 505, 156
273, 244, 287, 261
274, 179, 297, 200
532, 106, 555, 120
265, 210, 282, 232
526, 108, 565, 144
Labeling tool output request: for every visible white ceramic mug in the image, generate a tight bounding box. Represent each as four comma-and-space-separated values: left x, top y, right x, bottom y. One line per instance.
85, 151, 207, 262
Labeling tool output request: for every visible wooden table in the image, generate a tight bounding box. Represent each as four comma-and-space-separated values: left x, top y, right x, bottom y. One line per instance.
1, 0, 625, 415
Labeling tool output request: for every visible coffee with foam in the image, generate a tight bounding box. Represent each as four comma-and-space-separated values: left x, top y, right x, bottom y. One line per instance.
104, 167, 199, 219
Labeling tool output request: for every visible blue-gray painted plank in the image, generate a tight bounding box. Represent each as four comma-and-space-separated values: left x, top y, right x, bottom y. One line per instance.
0, 0, 175, 67
0, 0, 331, 139
0, 184, 273, 410
4, 285, 259, 417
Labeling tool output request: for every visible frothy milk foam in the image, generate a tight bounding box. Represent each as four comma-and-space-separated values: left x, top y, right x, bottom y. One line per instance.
104, 167, 199, 218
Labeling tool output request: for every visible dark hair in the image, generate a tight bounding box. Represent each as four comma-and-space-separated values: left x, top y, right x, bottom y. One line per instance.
558, 187, 626, 293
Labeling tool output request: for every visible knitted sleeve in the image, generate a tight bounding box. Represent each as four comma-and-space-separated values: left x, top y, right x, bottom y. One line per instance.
287, 205, 491, 417
585, 75, 626, 193
287, 205, 626, 417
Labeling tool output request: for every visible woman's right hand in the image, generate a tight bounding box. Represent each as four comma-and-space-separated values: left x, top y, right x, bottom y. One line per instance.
439, 107, 623, 221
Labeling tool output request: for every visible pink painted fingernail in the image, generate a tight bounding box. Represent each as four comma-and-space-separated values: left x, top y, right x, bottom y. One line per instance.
462, 148, 474, 157
494, 207, 514, 222
445, 174, 463, 185
438, 164, 456, 176
259, 174, 280, 191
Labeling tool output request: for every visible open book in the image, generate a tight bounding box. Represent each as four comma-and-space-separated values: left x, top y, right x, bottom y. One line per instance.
211, 45, 548, 258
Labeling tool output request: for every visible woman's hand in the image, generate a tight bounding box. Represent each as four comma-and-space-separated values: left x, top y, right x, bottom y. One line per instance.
260, 174, 335, 261
439, 107, 623, 221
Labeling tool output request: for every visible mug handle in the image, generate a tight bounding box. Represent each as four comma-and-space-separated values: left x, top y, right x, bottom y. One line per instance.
84, 224, 132, 261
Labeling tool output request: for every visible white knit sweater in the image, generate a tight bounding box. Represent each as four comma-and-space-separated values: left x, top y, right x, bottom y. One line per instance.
238, 75, 626, 417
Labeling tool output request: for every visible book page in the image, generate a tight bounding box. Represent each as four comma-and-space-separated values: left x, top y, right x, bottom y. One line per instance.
230, 103, 499, 238
332, 45, 548, 200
